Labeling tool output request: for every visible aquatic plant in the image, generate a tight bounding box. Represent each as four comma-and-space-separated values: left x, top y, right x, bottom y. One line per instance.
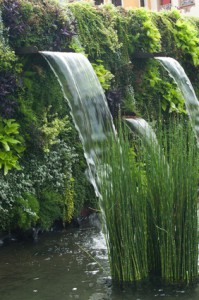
98, 117, 199, 286
98, 129, 148, 283
143, 119, 198, 284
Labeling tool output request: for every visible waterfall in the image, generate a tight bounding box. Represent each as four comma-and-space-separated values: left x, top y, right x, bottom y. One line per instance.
125, 117, 169, 172
39, 52, 198, 284
124, 117, 158, 147
40, 52, 115, 197
156, 57, 199, 144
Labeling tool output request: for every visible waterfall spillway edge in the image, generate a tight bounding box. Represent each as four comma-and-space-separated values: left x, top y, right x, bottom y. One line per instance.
40, 52, 116, 197
156, 57, 199, 144
125, 117, 170, 172
124, 117, 158, 147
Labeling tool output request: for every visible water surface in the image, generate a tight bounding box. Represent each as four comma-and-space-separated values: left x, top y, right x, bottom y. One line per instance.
0, 227, 199, 300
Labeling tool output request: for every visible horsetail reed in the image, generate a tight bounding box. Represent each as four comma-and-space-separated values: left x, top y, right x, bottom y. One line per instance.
98, 132, 148, 283
99, 118, 199, 286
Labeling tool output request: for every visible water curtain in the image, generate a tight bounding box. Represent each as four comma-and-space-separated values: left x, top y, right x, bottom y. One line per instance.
40, 52, 115, 196
124, 117, 158, 147
40, 52, 149, 283
156, 57, 199, 144
124, 117, 170, 173
39, 52, 198, 285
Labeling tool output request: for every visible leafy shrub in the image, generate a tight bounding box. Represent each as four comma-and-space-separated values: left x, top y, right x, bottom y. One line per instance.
133, 60, 185, 116
38, 188, 63, 230
0, 168, 36, 230
0, 118, 25, 174
40, 111, 71, 153
170, 10, 199, 66
63, 177, 75, 223
12, 193, 39, 230
68, 2, 121, 59
0, 10, 21, 118
0, 141, 78, 230
1, 0, 76, 50
128, 8, 161, 54
91, 60, 114, 91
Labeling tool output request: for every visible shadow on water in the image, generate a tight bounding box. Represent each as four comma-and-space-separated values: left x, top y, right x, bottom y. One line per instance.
0, 227, 199, 300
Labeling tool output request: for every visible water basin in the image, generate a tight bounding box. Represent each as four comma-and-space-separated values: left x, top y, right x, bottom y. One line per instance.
0, 227, 199, 300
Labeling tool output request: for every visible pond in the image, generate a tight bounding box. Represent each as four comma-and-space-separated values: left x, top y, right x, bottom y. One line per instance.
0, 227, 199, 300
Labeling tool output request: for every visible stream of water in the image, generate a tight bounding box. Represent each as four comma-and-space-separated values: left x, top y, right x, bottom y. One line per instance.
0, 227, 199, 300
156, 57, 199, 144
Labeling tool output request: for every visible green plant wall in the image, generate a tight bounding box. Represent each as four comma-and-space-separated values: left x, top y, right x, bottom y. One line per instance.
0, 0, 199, 233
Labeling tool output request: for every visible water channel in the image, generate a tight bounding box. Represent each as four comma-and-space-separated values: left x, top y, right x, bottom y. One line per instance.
0, 226, 199, 300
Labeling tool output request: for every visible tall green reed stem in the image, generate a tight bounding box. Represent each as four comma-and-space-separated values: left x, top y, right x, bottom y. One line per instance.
98, 131, 148, 283
99, 118, 198, 286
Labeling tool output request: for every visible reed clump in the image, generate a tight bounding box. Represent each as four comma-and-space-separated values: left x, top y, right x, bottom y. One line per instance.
99, 119, 199, 286
98, 133, 148, 283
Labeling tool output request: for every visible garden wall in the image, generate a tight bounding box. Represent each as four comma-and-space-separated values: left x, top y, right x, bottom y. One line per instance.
0, 0, 199, 234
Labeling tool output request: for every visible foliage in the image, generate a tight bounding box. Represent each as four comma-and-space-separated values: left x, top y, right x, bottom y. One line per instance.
168, 10, 199, 66
1, 0, 76, 50
100, 118, 199, 285
142, 119, 198, 284
0, 43, 16, 72
98, 129, 148, 282
38, 188, 63, 230
63, 177, 75, 223
91, 60, 114, 91
0, 0, 199, 244
68, 2, 121, 59
0, 118, 25, 174
40, 110, 71, 152
127, 8, 161, 54
132, 60, 186, 118
152, 12, 176, 56
12, 193, 39, 230
0, 71, 19, 118
18, 56, 69, 127
0, 168, 36, 230
0, 10, 21, 118
0, 138, 80, 231
26, 141, 77, 194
